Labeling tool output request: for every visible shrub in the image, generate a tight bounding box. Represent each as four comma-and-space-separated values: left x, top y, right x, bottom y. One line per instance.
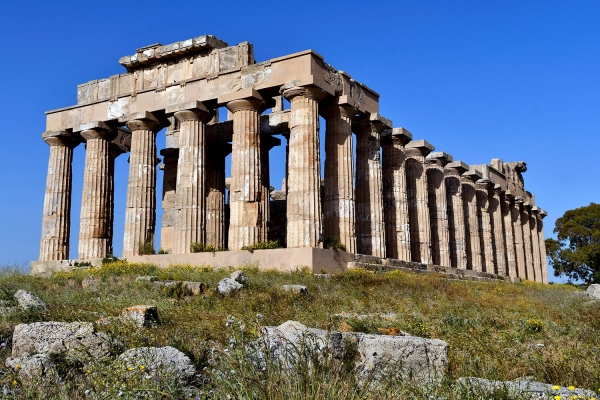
157, 248, 169, 254
324, 237, 347, 252
241, 240, 281, 253
190, 242, 227, 253
137, 241, 155, 255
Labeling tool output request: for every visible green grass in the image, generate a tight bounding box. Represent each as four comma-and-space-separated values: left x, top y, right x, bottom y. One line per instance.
0, 262, 597, 399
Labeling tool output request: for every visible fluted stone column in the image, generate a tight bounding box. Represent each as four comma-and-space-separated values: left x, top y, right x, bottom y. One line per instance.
107, 142, 127, 256
205, 139, 231, 250
405, 140, 435, 264
159, 148, 179, 253
123, 112, 163, 257
281, 85, 326, 248
502, 194, 518, 278
538, 210, 548, 283
39, 131, 78, 261
353, 114, 391, 257
490, 186, 507, 277
475, 179, 496, 274
226, 94, 264, 250
322, 104, 356, 253
426, 152, 453, 267
521, 203, 535, 281
381, 128, 412, 260
530, 207, 542, 282
77, 122, 117, 259
461, 169, 483, 271
261, 136, 281, 242
512, 197, 527, 279
444, 161, 469, 269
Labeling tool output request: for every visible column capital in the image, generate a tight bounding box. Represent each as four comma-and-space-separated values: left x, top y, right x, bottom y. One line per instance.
42, 131, 79, 148
461, 168, 483, 182
539, 209, 548, 219
493, 184, 506, 194
122, 111, 165, 132
280, 84, 327, 102
426, 151, 453, 168
381, 127, 412, 146
320, 104, 357, 119
444, 160, 469, 176
404, 139, 434, 157
79, 122, 118, 142
167, 100, 212, 123
475, 178, 494, 190
352, 113, 393, 134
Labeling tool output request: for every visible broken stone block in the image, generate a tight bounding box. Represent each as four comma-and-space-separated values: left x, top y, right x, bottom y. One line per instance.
135, 275, 158, 282
6, 354, 54, 381
153, 280, 206, 295
118, 346, 195, 380
121, 305, 160, 327
282, 285, 308, 294
586, 283, 600, 300
14, 290, 47, 311
457, 377, 597, 399
217, 278, 243, 294
230, 270, 249, 286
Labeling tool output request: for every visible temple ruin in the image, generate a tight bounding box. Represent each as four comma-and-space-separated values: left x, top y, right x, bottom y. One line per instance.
32, 35, 548, 283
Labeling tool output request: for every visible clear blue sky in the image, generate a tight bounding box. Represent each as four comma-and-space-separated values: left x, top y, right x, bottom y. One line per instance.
1, 0, 598, 282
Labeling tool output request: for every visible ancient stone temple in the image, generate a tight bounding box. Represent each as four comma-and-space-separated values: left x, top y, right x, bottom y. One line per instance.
33, 35, 548, 283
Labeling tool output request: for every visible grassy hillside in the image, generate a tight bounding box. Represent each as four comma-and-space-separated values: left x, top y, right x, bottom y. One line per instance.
0, 261, 597, 399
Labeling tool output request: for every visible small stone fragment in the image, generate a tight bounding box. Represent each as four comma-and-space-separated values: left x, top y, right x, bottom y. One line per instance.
313, 274, 332, 279
14, 290, 47, 311
135, 276, 158, 282
121, 305, 160, 327
217, 278, 243, 295
118, 346, 195, 379
230, 270, 249, 286
282, 285, 308, 294
586, 283, 600, 300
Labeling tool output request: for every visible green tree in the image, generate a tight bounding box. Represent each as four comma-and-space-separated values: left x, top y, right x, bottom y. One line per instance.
546, 202, 600, 283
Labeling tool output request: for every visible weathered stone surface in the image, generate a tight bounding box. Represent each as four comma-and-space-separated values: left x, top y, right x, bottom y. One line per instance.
281, 284, 308, 294
217, 278, 243, 294
118, 346, 195, 379
135, 275, 158, 282
153, 280, 205, 295
457, 377, 596, 399
121, 305, 160, 327
10, 322, 111, 362
262, 320, 447, 383
14, 290, 47, 311
586, 284, 600, 300
230, 270, 249, 286
6, 354, 54, 381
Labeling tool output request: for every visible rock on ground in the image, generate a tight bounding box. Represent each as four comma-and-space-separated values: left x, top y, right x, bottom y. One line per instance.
135, 275, 158, 282
457, 377, 597, 399
282, 285, 308, 294
5, 354, 53, 380
121, 305, 160, 327
586, 284, 600, 300
118, 346, 195, 379
261, 320, 447, 383
153, 280, 206, 295
218, 278, 243, 294
230, 270, 249, 286
14, 290, 46, 311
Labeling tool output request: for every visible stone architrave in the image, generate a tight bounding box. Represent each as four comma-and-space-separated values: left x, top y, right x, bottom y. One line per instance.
381, 128, 412, 260
122, 112, 163, 257
425, 152, 453, 267
353, 114, 392, 257
405, 140, 435, 264
512, 197, 527, 279
39, 131, 78, 261
490, 186, 507, 277
224, 89, 265, 250
159, 148, 179, 253
461, 169, 483, 271
322, 104, 357, 254
538, 210, 548, 283
502, 194, 518, 278
77, 122, 117, 259
281, 85, 327, 248
521, 203, 535, 281
530, 207, 542, 282
475, 179, 496, 274
260, 136, 281, 242
107, 142, 127, 256
205, 139, 231, 250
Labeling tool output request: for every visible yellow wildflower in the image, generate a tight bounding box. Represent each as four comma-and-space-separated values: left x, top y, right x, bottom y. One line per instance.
553, 386, 560, 390
553, 396, 561, 400
139, 365, 144, 370
569, 386, 575, 391
12, 381, 17, 385
128, 367, 133, 371
15, 364, 20, 370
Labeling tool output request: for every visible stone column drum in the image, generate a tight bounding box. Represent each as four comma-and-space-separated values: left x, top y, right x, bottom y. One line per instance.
521, 203, 535, 281
461, 169, 483, 271
538, 210, 549, 283
405, 140, 435, 264
381, 128, 412, 260
530, 207, 542, 282
122, 112, 163, 257
107, 142, 127, 256
502, 193, 518, 278
159, 148, 179, 253
206, 140, 231, 249
281, 85, 326, 248
490, 186, 507, 277
425, 152, 453, 267
512, 197, 527, 279
475, 179, 496, 274
227, 95, 264, 250
444, 161, 469, 270
260, 136, 281, 242
39, 131, 78, 261
78, 122, 117, 259
322, 104, 356, 253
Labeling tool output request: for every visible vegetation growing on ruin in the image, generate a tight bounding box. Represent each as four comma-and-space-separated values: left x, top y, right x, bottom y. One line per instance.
190, 242, 227, 253
0, 262, 597, 398
240, 240, 282, 252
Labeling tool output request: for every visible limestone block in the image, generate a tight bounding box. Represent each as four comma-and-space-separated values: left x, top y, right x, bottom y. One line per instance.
282, 285, 308, 294
457, 377, 596, 399
217, 278, 243, 294
121, 305, 160, 327
5, 354, 53, 381
230, 270, 249, 286
586, 284, 600, 300
14, 290, 47, 311
118, 346, 195, 380
135, 275, 158, 282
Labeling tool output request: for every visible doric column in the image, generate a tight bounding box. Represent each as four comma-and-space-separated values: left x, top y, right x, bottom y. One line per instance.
425, 152, 453, 267
490, 186, 507, 277
260, 136, 281, 242
538, 210, 548, 283
444, 161, 469, 269
521, 202, 535, 281
381, 128, 413, 260
77, 122, 117, 259
107, 142, 127, 256
159, 148, 179, 253
475, 179, 496, 273
353, 114, 392, 257
122, 112, 163, 257
168, 101, 212, 254
322, 104, 357, 253
281, 85, 327, 248
225, 90, 264, 250
461, 169, 483, 271
530, 207, 542, 282
502, 193, 518, 278
512, 197, 527, 279
39, 131, 78, 261
405, 140, 435, 264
